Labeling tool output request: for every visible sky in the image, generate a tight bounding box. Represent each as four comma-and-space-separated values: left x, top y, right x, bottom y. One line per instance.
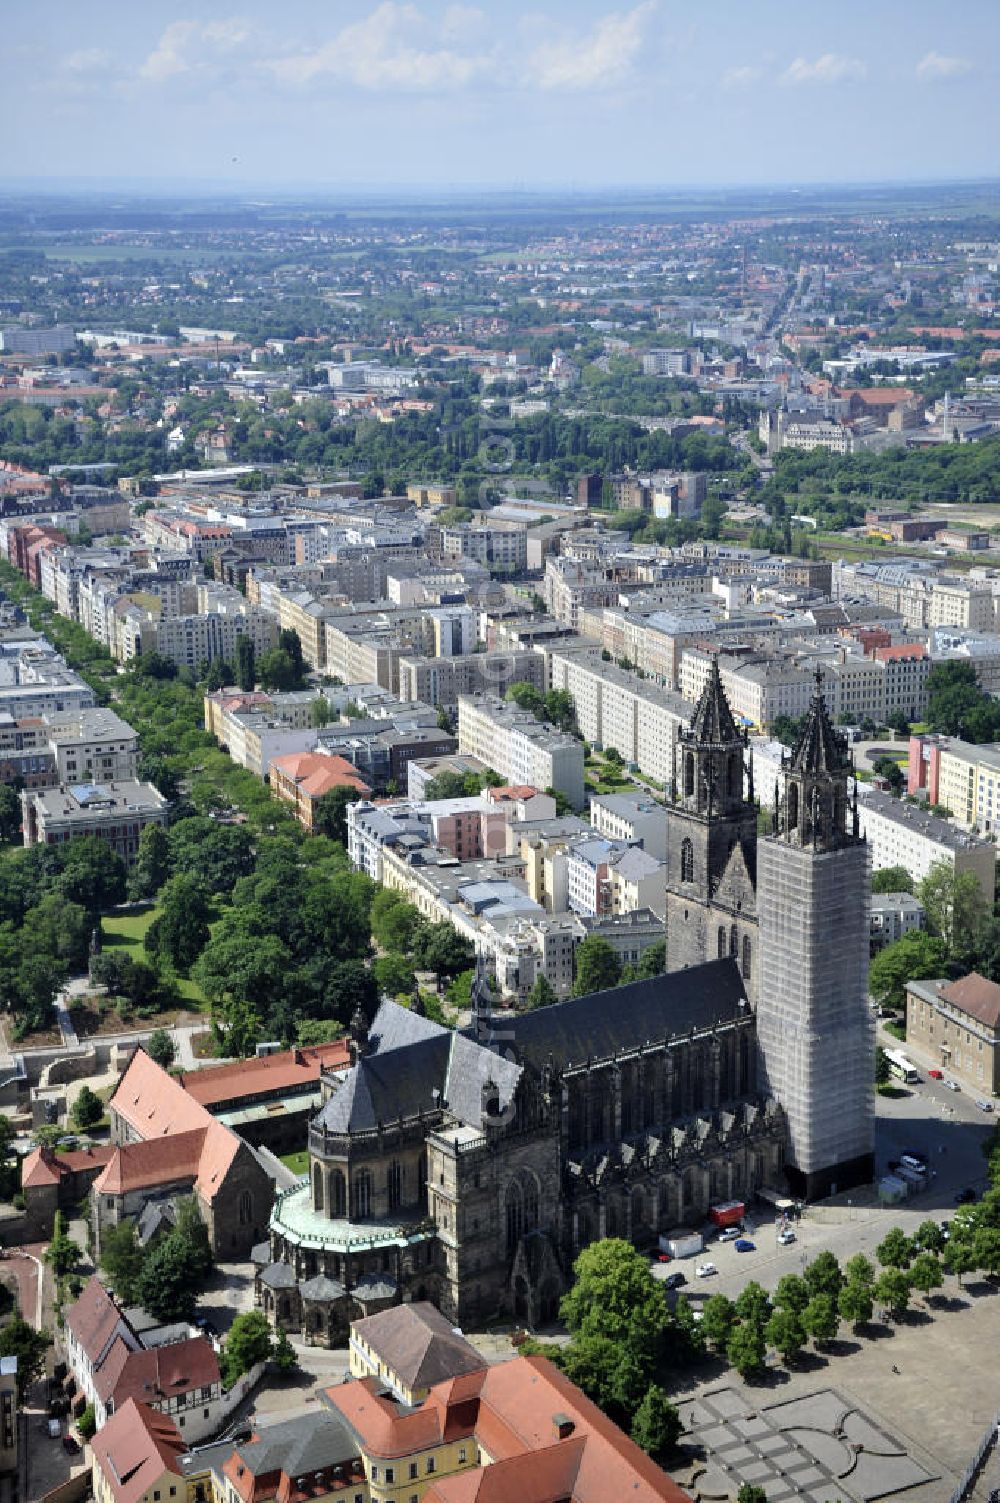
4, 0, 999, 192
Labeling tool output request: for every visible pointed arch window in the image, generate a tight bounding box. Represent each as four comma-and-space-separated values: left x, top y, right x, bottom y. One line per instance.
684, 752, 695, 798
742, 936, 752, 981
730, 924, 738, 959
717, 925, 727, 960
680, 837, 694, 883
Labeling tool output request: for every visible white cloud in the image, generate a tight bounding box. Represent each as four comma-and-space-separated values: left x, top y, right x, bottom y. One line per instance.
525, 2, 657, 92
780, 52, 867, 87
916, 51, 972, 81
63, 48, 113, 74
270, 2, 492, 91
722, 64, 761, 90
138, 17, 255, 83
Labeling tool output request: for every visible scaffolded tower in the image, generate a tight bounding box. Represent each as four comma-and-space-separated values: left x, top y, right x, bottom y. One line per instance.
756, 673, 875, 1198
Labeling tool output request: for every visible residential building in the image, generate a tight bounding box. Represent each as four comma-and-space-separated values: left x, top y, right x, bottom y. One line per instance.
66, 1278, 238, 1443
908, 732, 1000, 834
21, 779, 169, 864
457, 693, 585, 809
269, 751, 371, 833
547, 644, 692, 783
398, 649, 546, 711
870, 892, 925, 950
610, 846, 666, 918
906, 973, 1000, 1095
589, 791, 668, 861
45, 706, 139, 784
91, 1400, 188, 1503
857, 787, 996, 903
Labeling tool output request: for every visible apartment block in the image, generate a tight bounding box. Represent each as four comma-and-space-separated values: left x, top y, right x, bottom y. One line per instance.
547, 643, 691, 783
590, 791, 668, 861
906, 973, 1000, 1095
857, 787, 996, 903
398, 648, 545, 710
457, 693, 585, 808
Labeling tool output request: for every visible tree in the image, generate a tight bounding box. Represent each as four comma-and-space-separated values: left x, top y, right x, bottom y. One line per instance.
943, 1235, 977, 1287
734, 1281, 772, 1330
844, 1253, 875, 1288
872, 866, 914, 895
235, 635, 256, 692
737, 1488, 768, 1503
637, 941, 666, 979
0, 786, 21, 843
560, 1239, 668, 1364
877, 1227, 914, 1270
370, 890, 422, 954
145, 874, 212, 974
100, 1221, 144, 1305
527, 973, 557, 1010
919, 860, 988, 962
803, 1250, 843, 1304
765, 1306, 806, 1363
545, 786, 574, 816
773, 1274, 809, 1314
973, 1226, 1000, 1279
277, 628, 306, 685
801, 1292, 839, 1347
57, 838, 127, 916
128, 824, 171, 900
838, 1279, 874, 1330
875, 1045, 891, 1088
312, 785, 363, 845
873, 1267, 911, 1320
147, 1028, 176, 1070
71, 1085, 104, 1131
0, 1317, 50, 1400
45, 1212, 81, 1276
505, 682, 545, 717
272, 1325, 297, 1375
573, 935, 621, 997
726, 1319, 766, 1379
631, 1385, 683, 1461
561, 1333, 645, 1418
447, 968, 475, 1011
869, 930, 947, 1012
413, 922, 475, 981
257, 647, 297, 692
77, 1404, 97, 1441
373, 953, 416, 997
700, 1293, 736, 1354
309, 695, 330, 728
136, 1201, 212, 1321
908, 1251, 943, 1302
220, 1310, 273, 1388
915, 1219, 944, 1255
926, 660, 1000, 742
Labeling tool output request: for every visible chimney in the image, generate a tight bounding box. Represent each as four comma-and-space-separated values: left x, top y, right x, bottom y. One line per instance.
552, 1413, 575, 1441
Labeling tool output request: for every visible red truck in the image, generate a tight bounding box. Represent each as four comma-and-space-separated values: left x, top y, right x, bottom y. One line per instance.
709, 1200, 746, 1229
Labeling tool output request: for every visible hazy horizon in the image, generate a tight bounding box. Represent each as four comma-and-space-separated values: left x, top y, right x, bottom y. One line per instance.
6, 1, 999, 190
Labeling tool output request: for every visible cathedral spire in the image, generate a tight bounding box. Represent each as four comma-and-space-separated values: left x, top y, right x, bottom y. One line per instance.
789, 670, 851, 776
689, 656, 743, 748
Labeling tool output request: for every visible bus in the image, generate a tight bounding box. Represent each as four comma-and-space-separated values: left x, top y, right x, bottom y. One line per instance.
884, 1048, 920, 1084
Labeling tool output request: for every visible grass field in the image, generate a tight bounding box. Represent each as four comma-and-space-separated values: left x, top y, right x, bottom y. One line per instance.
279, 1150, 309, 1176
101, 905, 208, 1007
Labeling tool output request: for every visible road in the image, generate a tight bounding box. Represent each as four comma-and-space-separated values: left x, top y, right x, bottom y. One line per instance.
656, 1068, 994, 1306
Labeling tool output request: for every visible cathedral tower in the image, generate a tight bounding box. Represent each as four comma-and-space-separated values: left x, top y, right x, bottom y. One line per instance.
756, 673, 874, 1199
665, 658, 759, 1002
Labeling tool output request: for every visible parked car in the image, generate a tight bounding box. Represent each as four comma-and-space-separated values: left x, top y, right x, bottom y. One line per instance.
734, 1238, 756, 1253
718, 1226, 741, 1241
975, 1098, 995, 1113
944, 1079, 960, 1091
927, 1068, 943, 1079
778, 1229, 796, 1245
664, 1272, 687, 1290
46, 1419, 60, 1439
955, 1187, 977, 1204
655, 1251, 671, 1263
62, 1436, 80, 1455
695, 1262, 718, 1278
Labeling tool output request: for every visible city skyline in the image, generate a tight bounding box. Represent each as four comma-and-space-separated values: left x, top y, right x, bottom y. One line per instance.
5, 0, 999, 190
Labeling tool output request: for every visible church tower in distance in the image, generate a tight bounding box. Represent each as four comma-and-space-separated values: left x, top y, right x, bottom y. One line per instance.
756, 672, 874, 1199
665, 657, 759, 1003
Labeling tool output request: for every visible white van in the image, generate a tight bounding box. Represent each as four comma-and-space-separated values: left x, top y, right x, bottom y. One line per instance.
900, 1154, 927, 1175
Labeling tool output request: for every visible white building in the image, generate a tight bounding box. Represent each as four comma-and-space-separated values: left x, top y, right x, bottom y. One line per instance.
857, 788, 996, 904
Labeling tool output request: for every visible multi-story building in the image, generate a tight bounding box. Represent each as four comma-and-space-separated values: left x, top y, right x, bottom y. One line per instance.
45, 707, 139, 784
398, 649, 545, 711
435, 520, 527, 573
21, 779, 169, 864
928, 578, 994, 633
870, 891, 925, 950
908, 731, 1000, 834
590, 791, 668, 861
857, 787, 996, 903
906, 972, 1000, 1096
547, 643, 692, 784
457, 693, 585, 808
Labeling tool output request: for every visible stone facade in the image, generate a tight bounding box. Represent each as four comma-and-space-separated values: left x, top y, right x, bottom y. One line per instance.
262, 963, 786, 1337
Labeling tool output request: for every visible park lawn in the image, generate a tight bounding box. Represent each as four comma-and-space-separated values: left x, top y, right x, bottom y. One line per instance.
279, 1150, 309, 1176
101, 905, 208, 1008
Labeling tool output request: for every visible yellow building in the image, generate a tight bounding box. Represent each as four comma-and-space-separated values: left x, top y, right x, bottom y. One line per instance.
349, 1302, 484, 1407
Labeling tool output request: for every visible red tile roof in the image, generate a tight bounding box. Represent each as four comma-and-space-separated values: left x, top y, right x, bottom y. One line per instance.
21, 1143, 114, 1190
940, 972, 1000, 1029
66, 1276, 131, 1365
95, 1334, 219, 1409
181, 1041, 350, 1109
111, 1048, 212, 1140
90, 1398, 186, 1503
326, 1357, 691, 1503
271, 751, 371, 800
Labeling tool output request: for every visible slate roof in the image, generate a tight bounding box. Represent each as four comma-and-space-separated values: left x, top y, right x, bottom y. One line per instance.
688, 656, 741, 746
789, 674, 851, 775
229, 1411, 360, 1480
260, 1261, 297, 1290
314, 961, 748, 1137
299, 1274, 347, 1302
352, 1302, 485, 1391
